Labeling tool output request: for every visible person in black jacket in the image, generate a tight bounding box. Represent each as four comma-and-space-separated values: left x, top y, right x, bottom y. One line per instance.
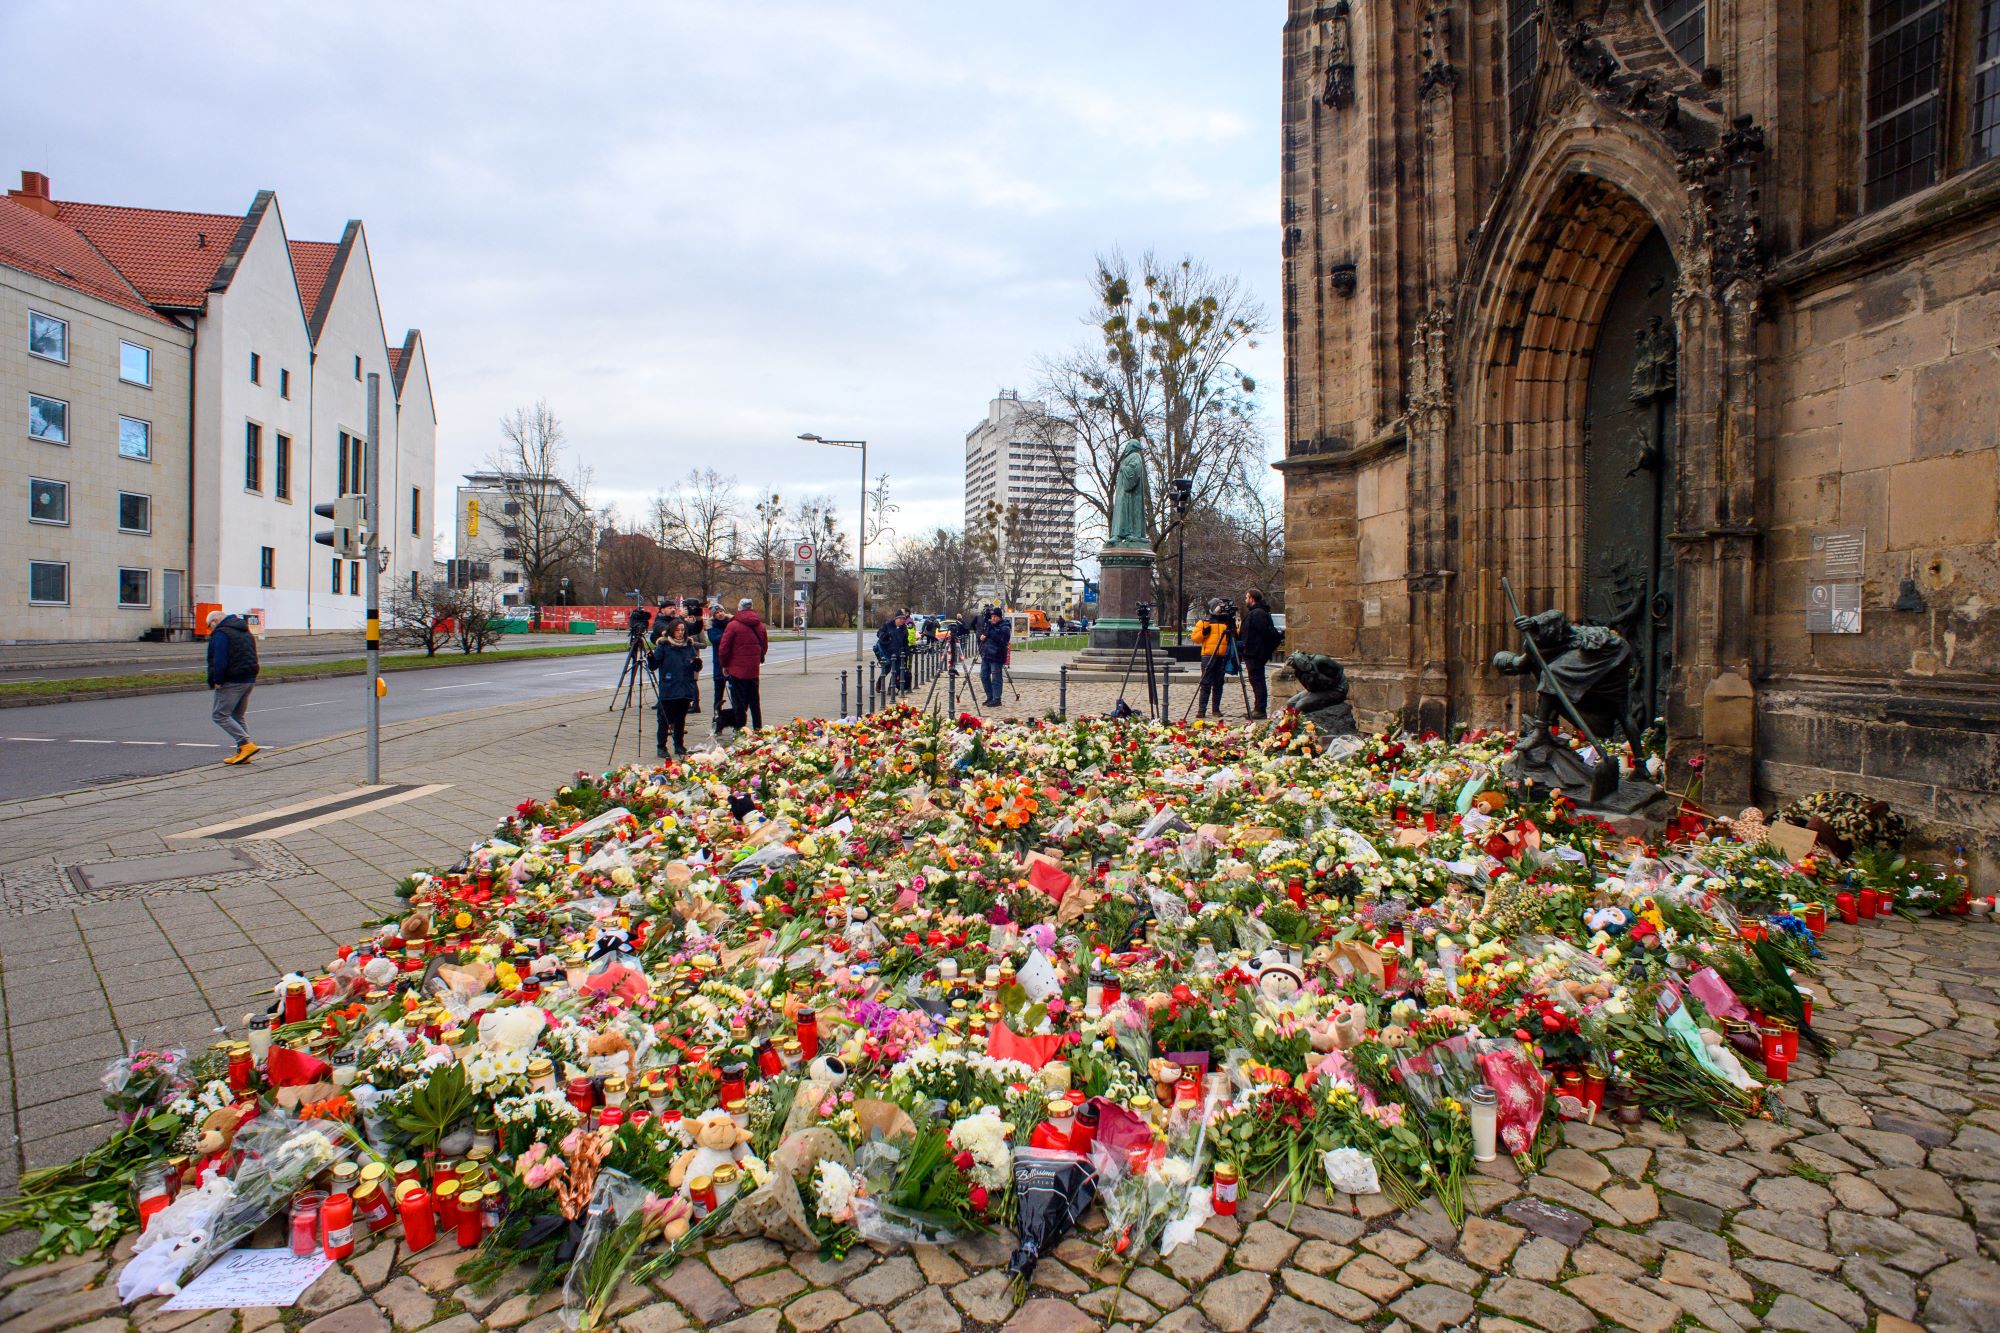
648, 618, 704, 757
205, 611, 261, 764
976, 607, 1010, 707
1237, 589, 1283, 720
876, 611, 911, 692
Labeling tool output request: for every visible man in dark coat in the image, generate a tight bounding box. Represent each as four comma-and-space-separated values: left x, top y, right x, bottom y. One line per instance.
717, 598, 769, 730
1237, 589, 1283, 720
976, 607, 1010, 707
206, 611, 261, 764
706, 603, 730, 727
876, 611, 912, 692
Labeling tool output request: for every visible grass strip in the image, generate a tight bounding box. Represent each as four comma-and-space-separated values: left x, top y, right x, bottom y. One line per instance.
0, 639, 629, 702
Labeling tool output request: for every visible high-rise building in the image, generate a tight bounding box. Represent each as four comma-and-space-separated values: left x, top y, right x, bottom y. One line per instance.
3, 170, 436, 638
454, 471, 590, 607
964, 391, 1075, 611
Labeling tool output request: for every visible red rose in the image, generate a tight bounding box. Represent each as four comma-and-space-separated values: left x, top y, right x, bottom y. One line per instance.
953, 1150, 975, 1172
969, 1184, 989, 1210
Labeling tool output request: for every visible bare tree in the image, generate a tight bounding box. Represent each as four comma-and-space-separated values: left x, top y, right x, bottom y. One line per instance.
883, 527, 981, 617
654, 467, 740, 604
444, 582, 506, 655
1029, 252, 1267, 563
387, 581, 452, 656
969, 500, 1039, 607
490, 401, 595, 609
596, 518, 674, 602
791, 496, 855, 628
745, 489, 787, 624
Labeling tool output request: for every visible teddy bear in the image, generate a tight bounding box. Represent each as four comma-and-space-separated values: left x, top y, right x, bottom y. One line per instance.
191, 1104, 253, 1185
585, 1031, 634, 1079
668, 1109, 761, 1191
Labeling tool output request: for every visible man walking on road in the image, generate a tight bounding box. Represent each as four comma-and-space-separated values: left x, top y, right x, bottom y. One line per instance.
718, 597, 769, 730
206, 611, 261, 764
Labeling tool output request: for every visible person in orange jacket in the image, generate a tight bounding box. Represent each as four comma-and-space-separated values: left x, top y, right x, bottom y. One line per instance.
1191, 598, 1235, 719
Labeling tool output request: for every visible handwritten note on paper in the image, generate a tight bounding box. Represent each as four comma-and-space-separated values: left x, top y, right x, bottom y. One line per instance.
162, 1249, 334, 1310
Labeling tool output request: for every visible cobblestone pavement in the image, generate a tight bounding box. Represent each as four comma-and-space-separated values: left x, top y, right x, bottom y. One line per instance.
4, 909, 1997, 1330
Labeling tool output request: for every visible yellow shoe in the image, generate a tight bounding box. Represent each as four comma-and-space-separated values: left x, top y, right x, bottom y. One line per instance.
224, 741, 259, 765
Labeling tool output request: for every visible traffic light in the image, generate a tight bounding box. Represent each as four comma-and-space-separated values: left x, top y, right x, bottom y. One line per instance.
314, 496, 367, 558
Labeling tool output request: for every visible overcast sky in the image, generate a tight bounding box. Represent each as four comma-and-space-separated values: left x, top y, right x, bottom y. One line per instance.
4, 1, 1284, 553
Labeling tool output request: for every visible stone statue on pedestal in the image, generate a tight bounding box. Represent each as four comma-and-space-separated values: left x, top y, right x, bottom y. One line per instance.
1107, 440, 1150, 548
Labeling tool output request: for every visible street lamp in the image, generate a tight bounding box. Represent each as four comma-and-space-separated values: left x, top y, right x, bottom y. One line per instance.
799, 432, 868, 702
1170, 477, 1194, 646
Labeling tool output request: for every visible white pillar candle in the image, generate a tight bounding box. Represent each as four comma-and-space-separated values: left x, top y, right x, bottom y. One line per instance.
1469, 1084, 1499, 1162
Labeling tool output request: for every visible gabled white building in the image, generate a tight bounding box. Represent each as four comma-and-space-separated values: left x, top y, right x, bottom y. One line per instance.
5, 171, 437, 636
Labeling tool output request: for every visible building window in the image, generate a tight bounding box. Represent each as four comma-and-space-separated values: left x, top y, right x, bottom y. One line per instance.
29, 477, 68, 525
279, 366, 291, 399
1651, 0, 1704, 70
117, 567, 150, 608
250, 351, 261, 384
118, 491, 151, 534
119, 416, 151, 461
330, 557, 341, 594
275, 435, 292, 499
410, 570, 419, 598
337, 431, 364, 496
29, 393, 68, 443
353, 355, 363, 380
245, 422, 262, 491
29, 311, 68, 363
1506, 0, 1540, 136
28, 560, 68, 606
349, 560, 361, 595
503, 499, 520, 516
259, 546, 275, 589
411, 487, 422, 536
1975, 0, 2000, 163
119, 341, 151, 386
1864, 0, 1947, 209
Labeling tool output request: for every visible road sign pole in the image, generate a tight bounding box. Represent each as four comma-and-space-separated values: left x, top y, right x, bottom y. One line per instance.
364, 373, 381, 785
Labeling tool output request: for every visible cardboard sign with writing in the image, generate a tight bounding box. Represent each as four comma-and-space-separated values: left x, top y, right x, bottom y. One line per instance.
1767, 820, 1820, 862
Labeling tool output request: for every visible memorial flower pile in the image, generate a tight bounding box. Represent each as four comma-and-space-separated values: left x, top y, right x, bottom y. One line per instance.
2, 706, 1971, 1308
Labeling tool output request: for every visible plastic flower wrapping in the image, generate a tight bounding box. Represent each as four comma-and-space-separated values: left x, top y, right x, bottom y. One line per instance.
0, 705, 1966, 1302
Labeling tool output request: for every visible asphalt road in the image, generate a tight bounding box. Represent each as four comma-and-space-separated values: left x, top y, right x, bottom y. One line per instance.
0, 631, 620, 682
0, 633, 832, 801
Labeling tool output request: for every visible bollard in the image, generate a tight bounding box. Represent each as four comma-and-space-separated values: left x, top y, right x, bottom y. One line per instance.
1059, 664, 1068, 721
839, 670, 847, 718
1161, 666, 1170, 722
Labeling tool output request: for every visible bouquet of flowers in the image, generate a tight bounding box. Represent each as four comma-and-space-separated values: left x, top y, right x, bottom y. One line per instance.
101, 1047, 188, 1126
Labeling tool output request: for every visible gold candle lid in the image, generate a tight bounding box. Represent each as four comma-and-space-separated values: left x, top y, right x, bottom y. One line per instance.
711, 1163, 739, 1184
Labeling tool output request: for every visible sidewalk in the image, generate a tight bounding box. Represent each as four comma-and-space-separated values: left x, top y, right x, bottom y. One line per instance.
0, 662, 843, 1210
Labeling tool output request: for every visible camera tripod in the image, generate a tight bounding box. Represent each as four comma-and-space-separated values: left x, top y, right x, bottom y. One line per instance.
1181, 625, 1255, 722
1113, 603, 1163, 722
607, 636, 655, 765
919, 633, 985, 718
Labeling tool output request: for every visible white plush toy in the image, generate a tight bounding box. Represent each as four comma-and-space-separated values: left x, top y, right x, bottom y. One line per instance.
667, 1108, 761, 1191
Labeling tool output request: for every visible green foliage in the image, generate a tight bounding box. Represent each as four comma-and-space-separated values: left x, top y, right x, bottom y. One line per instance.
388, 1062, 472, 1153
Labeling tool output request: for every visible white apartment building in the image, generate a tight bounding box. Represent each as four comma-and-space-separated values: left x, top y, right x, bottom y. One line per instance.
964, 390, 1075, 611
2, 170, 436, 638
453, 471, 588, 607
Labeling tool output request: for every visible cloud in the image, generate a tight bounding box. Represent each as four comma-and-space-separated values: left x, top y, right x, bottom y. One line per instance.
1, 0, 1284, 555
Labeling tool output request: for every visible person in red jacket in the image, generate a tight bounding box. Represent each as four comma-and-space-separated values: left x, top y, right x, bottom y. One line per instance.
716, 597, 769, 730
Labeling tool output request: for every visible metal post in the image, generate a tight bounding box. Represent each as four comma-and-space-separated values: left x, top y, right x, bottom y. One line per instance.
856, 442, 867, 700
1059, 664, 1068, 720
839, 669, 847, 718
364, 373, 382, 785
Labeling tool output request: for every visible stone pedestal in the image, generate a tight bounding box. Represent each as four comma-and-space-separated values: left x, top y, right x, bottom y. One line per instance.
1074, 545, 1163, 672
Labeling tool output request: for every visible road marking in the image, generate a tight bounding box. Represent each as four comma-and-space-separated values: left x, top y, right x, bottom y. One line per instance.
175, 742, 223, 748
544, 669, 594, 677
122, 741, 167, 746
171, 782, 449, 841
73, 738, 116, 744
421, 681, 490, 691
251, 701, 334, 714
6, 736, 55, 742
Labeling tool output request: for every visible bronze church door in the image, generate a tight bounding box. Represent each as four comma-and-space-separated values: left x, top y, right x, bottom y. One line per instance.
1581, 229, 1677, 728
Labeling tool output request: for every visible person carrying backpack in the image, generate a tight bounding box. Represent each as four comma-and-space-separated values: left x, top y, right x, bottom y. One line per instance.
1238, 588, 1283, 720
206, 611, 262, 764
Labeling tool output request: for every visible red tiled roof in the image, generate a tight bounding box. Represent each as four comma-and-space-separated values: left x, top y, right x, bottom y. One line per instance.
0, 197, 175, 325
54, 200, 247, 309
289, 239, 338, 324
386, 345, 404, 377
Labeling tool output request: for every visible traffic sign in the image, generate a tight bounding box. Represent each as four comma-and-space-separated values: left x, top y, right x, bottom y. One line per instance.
794, 539, 817, 584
